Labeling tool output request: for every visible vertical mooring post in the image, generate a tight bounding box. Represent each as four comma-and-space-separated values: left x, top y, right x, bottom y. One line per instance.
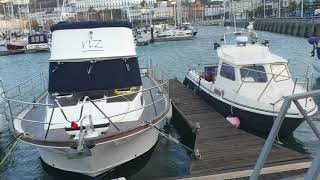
193, 122, 201, 159
150, 27, 154, 43
0, 80, 13, 131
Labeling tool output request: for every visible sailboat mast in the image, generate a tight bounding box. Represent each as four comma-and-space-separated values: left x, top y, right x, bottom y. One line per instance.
233, 14, 236, 32
27, 3, 31, 33
11, 1, 13, 19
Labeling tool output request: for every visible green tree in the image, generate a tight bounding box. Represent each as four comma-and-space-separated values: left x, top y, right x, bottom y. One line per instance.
113, 9, 122, 20
254, 5, 264, 18
288, 1, 297, 15
31, 19, 39, 30
103, 9, 112, 20
140, 0, 146, 7
314, 0, 320, 8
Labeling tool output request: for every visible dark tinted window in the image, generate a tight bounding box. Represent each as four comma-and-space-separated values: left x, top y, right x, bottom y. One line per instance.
220, 63, 235, 81
240, 65, 268, 83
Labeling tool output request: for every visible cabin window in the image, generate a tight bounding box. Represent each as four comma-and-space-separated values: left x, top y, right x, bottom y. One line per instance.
220, 63, 235, 81
31, 36, 36, 43
270, 64, 289, 81
240, 65, 268, 83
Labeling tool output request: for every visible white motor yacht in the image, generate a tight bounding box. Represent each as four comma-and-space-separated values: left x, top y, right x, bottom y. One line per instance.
26, 34, 50, 51
1, 21, 172, 177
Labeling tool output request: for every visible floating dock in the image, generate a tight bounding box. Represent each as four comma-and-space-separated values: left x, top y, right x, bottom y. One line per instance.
0, 49, 49, 56
168, 79, 311, 179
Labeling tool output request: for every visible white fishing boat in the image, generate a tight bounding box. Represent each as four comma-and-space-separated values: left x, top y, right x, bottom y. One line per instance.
135, 31, 151, 46
184, 30, 317, 137
1, 21, 172, 176
181, 22, 198, 37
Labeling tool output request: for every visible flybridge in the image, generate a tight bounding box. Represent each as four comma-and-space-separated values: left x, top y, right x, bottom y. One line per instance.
50, 21, 136, 61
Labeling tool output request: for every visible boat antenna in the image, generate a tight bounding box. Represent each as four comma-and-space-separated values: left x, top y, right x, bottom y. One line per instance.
233, 14, 237, 32
126, 3, 132, 24
60, 0, 66, 21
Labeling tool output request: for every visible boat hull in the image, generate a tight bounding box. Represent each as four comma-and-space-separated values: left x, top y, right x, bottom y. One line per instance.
192, 31, 198, 37
183, 77, 304, 138
38, 123, 161, 177
26, 43, 50, 51
6, 43, 25, 51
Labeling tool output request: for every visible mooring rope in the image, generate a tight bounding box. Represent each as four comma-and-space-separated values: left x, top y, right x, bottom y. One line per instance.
0, 134, 23, 167
144, 121, 194, 153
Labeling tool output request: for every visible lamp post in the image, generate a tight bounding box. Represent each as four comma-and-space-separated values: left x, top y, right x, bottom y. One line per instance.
301, 0, 303, 17
170, 1, 177, 27
252, 0, 255, 19
278, 0, 281, 17
263, 0, 266, 18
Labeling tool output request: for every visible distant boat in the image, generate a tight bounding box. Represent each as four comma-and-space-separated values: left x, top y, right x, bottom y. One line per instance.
184, 30, 317, 138
135, 31, 151, 46
181, 22, 198, 37
156, 29, 193, 41
26, 34, 50, 51
0, 39, 6, 46
6, 39, 27, 51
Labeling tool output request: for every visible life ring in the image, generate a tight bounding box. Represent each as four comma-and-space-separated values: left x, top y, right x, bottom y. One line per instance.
114, 87, 139, 96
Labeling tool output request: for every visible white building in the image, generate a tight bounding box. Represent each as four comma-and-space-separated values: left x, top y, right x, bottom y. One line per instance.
12, 0, 29, 5
74, 0, 156, 12
0, 0, 29, 4
205, 0, 224, 17
128, 1, 173, 20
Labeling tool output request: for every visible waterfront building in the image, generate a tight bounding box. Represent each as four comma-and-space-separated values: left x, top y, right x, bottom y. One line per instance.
127, 1, 174, 20
205, 0, 224, 19
74, 0, 156, 12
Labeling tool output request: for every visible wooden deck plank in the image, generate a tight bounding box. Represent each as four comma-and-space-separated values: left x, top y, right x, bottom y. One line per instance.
168, 79, 311, 179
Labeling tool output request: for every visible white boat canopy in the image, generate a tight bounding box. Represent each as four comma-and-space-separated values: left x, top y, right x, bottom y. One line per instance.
217, 45, 288, 66
50, 21, 136, 62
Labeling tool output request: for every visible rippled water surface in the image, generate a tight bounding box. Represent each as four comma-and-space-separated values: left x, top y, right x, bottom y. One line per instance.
0, 26, 320, 179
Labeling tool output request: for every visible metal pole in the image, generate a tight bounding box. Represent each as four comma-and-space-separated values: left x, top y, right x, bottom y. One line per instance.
252, 0, 255, 19
263, 0, 266, 18
278, 0, 281, 17
304, 151, 320, 180
301, 0, 303, 18
11, 1, 14, 19
293, 100, 320, 141
249, 98, 292, 180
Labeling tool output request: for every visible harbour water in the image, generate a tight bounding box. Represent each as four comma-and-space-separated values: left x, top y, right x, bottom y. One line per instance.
0, 26, 320, 179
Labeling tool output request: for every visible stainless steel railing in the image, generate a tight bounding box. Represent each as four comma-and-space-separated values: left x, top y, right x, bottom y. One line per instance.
1, 59, 171, 142
188, 60, 313, 104
250, 89, 320, 180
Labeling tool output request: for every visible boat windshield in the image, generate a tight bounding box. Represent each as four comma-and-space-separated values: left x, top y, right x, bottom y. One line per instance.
28, 34, 48, 44
240, 65, 268, 83
270, 64, 289, 81
48, 57, 142, 93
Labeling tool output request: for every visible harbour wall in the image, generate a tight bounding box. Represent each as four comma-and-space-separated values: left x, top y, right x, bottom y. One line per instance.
254, 18, 320, 37
224, 20, 249, 28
